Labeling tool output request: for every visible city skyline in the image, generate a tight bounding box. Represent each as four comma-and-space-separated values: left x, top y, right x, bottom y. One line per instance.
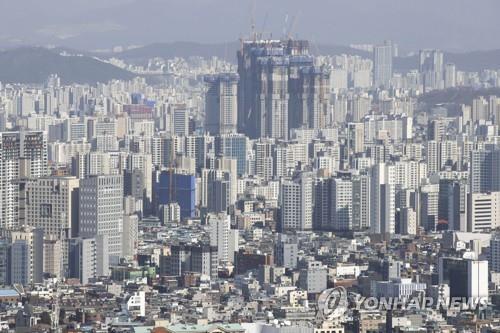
0, 2, 500, 332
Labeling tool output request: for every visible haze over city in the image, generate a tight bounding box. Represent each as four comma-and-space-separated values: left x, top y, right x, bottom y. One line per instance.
1, 0, 499, 51
0, 1, 500, 333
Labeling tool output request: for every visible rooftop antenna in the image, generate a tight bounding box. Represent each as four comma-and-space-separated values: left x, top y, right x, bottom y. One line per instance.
260, 12, 269, 40
283, 14, 289, 39
286, 11, 300, 40
287, 15, 297, 40
311, 36, 321, 56
251, 0, 256, 41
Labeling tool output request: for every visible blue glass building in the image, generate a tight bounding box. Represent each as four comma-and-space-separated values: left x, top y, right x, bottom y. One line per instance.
155, 171, 196, 219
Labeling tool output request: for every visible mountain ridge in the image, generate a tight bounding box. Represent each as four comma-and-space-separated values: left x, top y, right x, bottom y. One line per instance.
0, 47, 136, 84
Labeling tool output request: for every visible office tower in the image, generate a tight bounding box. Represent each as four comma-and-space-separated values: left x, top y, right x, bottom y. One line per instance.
352, 174, 371, 230
155, 170, 196, 219
79, 175, 123, 264
420, 183, 440, 231
207, 213, 230, 264
439, 257, 488, 298
444, 63, 456, 88
0, 131, 48, 229
214, 133, 247, 175
373, 41, 393, 88
68, 236, 109, 284
419, 49, 444, 92
331, 178, 353, 231
280, 172, 313, 231
255, 139, 274, 181
288, 65, 330, 130
467, 191, 500, 232
237, 39, 310, 140
10, 227, 44, 285
25, 176, 80, 238
122, 214, 138, 258
204, 73, 239, 135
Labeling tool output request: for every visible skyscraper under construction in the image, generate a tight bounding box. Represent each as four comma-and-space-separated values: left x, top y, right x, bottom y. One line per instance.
237, 39, 330, 140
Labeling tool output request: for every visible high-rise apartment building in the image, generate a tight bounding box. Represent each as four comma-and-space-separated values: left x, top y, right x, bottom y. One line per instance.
237, 39, 315, 140
370, 163, 396, 234
373, 41, 393, 88
288, 66, 331, 130
0, 131, 48, 229
280, 172, 313, 231
331, 178, 353, 231
207, 213, 231, 264
204, 73, 239, 135
419, 49, 444, 92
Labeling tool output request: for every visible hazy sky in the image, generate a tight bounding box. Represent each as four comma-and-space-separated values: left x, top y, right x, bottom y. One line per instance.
1, 0, 499, 52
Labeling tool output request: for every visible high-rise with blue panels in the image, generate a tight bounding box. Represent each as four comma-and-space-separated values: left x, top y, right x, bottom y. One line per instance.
155, 170, 196, 219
